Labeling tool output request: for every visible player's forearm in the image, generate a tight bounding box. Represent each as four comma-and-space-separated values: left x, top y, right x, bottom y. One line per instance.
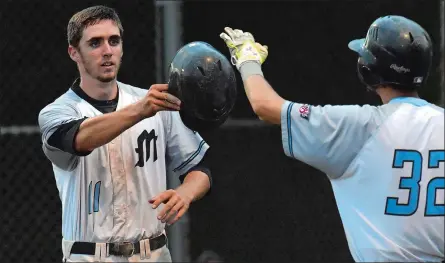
175, 171, 211, 202
239, 62, 285, 125
75, 103, 143, 152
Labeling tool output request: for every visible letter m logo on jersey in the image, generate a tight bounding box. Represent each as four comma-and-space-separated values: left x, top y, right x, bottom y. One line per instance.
134, 129, 158, 167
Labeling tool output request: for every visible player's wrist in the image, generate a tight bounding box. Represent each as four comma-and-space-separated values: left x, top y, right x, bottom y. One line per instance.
128, 101, 147, 121
239, 61, 264, 81
175, 186, 194, 204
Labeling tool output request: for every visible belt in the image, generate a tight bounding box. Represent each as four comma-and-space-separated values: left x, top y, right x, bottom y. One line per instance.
70, 234, 166, 257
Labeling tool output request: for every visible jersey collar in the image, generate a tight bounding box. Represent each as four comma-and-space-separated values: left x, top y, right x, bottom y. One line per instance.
70, 78, 119, 106
388, 97, 429, 107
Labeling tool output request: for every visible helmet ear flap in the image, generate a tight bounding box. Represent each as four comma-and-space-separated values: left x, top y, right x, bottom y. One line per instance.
357, 57, 382, 90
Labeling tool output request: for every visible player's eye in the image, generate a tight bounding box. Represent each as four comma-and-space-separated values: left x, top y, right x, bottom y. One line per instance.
89, 39, 101, 48
109, 36, 121, 46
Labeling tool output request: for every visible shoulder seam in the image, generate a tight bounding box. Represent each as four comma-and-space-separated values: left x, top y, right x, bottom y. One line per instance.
336, 105, 397, 179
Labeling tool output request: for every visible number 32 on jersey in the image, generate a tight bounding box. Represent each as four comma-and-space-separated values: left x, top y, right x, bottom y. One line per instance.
385, 150, 445, 216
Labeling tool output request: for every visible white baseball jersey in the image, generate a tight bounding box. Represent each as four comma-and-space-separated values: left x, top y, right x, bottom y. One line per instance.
38, 82, 209, 251
281, 97, 444, 262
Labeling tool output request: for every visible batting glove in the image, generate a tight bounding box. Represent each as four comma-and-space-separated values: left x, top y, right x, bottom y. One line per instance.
219, 27, 269, 70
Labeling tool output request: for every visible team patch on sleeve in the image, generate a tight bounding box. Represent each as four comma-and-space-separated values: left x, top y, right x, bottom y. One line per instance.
299, 104, 311, 119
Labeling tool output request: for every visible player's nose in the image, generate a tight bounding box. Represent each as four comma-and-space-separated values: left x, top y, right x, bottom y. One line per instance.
102, 42, 113, 55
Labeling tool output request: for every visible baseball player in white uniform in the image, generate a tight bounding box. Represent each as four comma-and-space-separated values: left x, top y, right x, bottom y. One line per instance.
38, 6, 212, 262
219, 15, 444, 262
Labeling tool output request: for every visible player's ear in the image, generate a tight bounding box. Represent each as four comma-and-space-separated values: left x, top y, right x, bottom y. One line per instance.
121, 38, 124, 58
68, 45, 80, 63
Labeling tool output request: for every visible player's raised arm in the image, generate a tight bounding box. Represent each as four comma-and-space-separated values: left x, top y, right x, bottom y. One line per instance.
38, 84, 180, 170
220, 28, 284, 124
219, 27, 381, 178
73, 84, 180, 152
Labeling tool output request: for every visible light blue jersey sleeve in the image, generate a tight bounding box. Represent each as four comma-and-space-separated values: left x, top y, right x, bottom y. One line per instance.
38, 98, 82, 171
163, 112, 210, 177
280, 101, 379, 179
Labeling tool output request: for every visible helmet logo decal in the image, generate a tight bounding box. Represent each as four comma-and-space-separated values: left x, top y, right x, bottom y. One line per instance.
413, 77, 423, 84
390, 64, 411, 73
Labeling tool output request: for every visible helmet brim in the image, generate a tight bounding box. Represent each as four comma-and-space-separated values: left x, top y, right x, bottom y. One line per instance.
348, 38, 365, 54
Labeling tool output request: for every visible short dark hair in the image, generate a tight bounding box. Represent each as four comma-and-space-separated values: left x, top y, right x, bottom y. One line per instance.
67, 5, 124, 48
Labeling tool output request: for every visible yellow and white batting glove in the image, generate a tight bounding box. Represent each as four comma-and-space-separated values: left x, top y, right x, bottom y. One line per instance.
219, 27, 268, 70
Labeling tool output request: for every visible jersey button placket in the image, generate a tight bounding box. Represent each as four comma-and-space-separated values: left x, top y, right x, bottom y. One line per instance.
118, 140, 128, 223
110, 136, 125, 230
112, 135, 129, 232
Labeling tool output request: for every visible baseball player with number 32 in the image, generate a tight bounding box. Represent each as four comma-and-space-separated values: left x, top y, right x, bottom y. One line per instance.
220, 15, 444, 262
38, 6, 213, 262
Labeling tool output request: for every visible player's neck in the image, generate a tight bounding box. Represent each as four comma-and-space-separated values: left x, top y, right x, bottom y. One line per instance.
376, 86, 419, 104
78, 75, 118, 101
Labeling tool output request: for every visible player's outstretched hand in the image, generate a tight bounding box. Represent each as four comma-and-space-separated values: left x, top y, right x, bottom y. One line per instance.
219, 27, 268, 69
137, 84, 181, 119
149, 189, 191, 226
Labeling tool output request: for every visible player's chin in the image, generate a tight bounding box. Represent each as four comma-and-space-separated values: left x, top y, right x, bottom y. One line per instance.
97, 73, 116, 83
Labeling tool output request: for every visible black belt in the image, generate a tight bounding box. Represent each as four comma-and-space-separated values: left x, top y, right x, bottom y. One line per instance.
70, 234, 166, 257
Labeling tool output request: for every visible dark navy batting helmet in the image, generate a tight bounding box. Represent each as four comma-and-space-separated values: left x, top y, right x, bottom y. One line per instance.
348, 15, 433, 91
168, 41, 237, 132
